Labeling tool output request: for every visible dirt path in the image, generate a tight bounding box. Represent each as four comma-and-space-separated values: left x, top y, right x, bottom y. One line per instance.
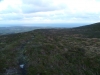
4, 35, 34, 75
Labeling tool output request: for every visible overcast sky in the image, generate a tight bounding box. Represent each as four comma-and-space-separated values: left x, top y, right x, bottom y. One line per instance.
0, 0, 100, 26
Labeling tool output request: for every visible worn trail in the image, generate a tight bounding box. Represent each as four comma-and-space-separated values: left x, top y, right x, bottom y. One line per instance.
5, 35, 34, 75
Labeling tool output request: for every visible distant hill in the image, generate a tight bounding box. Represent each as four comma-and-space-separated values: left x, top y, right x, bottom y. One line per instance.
0, 23, 100, 75
0, 26, 41, 35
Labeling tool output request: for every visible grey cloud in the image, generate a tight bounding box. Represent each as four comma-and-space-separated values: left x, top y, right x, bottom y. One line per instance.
0, 6, 20, 14
22, 4, 57, 13
22, 0, 51, 7
21, 0, 61, 13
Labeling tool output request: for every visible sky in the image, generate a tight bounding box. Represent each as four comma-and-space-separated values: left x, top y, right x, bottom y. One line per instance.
0, 0, 100, 26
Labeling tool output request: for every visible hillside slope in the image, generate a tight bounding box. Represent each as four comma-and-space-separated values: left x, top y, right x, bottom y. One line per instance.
0, 23, 100, 75
73, 22, 100, 37
66, 23, 100, 38
76, 22, 100, 29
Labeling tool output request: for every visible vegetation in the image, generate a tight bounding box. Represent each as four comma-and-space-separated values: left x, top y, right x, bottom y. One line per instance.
0, 23, 100, 75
